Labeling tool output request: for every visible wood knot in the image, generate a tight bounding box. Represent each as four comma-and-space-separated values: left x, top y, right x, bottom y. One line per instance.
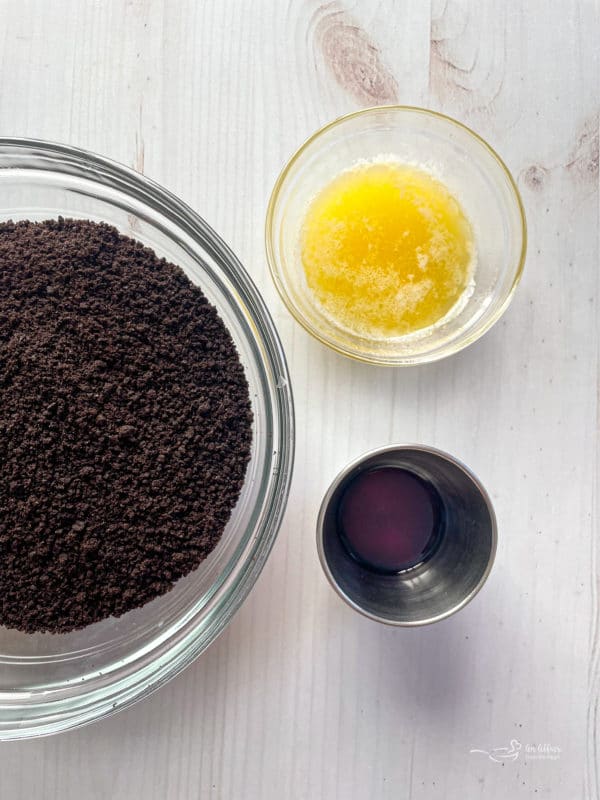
521, 164, 549, 192
316, 11, 398, 106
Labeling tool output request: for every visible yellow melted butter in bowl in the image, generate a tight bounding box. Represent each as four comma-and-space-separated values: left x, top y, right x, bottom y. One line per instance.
300, 160, 476, 338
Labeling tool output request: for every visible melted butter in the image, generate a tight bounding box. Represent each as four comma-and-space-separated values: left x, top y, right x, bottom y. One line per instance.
300, 161, 475, 337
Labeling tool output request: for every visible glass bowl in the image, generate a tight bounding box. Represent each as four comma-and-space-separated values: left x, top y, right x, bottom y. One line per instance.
266, 106, 526, 366
0, 138, 294, 740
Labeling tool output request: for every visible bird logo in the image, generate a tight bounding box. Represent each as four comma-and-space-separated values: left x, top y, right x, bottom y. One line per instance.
470, 739, 522, 763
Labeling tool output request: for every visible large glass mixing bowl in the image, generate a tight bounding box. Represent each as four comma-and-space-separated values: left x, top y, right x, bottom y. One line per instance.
0, 139, 294, 739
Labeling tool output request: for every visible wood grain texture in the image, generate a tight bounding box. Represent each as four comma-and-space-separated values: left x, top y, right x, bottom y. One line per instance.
0, 1, 598, 797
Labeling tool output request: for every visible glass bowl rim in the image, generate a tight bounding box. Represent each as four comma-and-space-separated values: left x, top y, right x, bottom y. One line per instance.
265, 104, 527, 366
0, 136, 295, 738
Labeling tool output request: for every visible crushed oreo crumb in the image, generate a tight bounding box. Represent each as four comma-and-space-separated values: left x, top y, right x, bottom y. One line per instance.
0, 218, 252, 634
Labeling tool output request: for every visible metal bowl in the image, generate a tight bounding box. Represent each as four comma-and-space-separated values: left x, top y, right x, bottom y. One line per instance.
317, 444, 496, 625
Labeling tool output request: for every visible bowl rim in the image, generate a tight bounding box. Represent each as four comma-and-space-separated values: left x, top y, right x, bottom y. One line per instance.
316, 443, 498, 626
265, 104, 527, 366
0, 137, 295, 738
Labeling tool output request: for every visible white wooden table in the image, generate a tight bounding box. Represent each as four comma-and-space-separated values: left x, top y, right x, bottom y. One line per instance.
0, 1, 597, 797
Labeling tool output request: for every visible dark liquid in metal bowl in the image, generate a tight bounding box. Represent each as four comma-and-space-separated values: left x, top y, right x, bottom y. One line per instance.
337, 467, 443, 573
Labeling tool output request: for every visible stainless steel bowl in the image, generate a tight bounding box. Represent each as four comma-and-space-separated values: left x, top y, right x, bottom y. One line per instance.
317, 445, 496, 625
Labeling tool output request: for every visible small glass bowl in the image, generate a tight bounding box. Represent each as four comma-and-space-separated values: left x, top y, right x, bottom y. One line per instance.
0, 139, 294, 739
266, 106, 526, 366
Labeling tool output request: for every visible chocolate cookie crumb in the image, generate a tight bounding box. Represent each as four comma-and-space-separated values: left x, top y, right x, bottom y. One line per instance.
0, 218, 252, 634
